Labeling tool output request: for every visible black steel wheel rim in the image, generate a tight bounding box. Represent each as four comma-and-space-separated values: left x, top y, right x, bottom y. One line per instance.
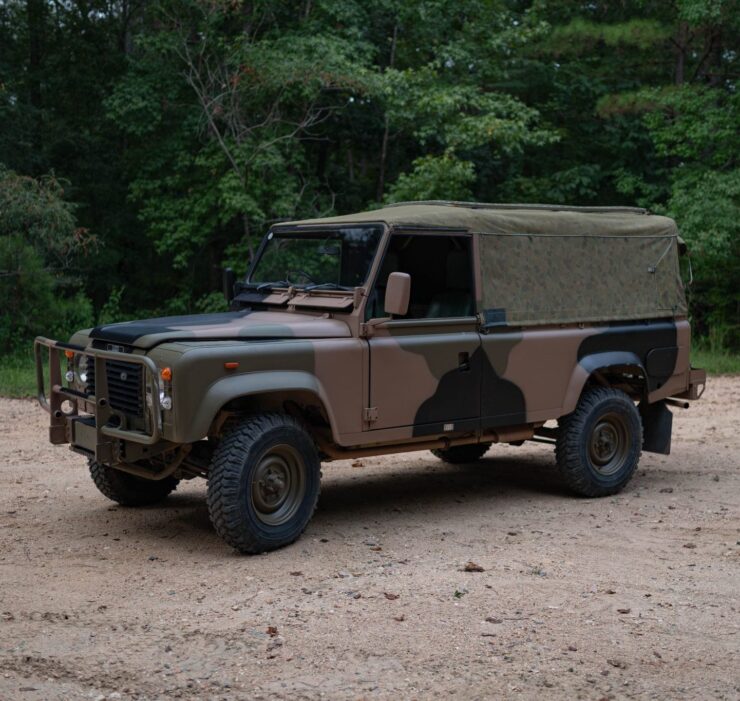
588, 412, 630, 476
251, 444, 306, 526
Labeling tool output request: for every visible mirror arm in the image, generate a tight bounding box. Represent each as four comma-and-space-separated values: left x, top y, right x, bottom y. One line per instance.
360, 316, 392, 338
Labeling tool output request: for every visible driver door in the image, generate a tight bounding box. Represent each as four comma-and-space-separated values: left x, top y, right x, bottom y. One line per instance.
365, 232, 481, 436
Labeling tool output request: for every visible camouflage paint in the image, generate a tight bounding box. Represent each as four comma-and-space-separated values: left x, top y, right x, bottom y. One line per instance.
90, 310, 351, 349
476, 319, 691, 426
35, 202, 704, 466
365, 321, 481, 433
150, 336, 365, 444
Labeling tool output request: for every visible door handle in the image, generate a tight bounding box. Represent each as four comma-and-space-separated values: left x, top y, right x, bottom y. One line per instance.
458, 351, 471, 372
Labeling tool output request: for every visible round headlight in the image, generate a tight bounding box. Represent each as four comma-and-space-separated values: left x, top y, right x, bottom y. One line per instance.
77, 354, 88, 384
159, 391, 172, 411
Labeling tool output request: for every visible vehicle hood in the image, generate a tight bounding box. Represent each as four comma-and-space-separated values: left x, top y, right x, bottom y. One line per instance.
89, 310, 351, 350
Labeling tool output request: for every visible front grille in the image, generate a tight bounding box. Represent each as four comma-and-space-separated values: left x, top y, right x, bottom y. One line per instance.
86, 357, 144, 417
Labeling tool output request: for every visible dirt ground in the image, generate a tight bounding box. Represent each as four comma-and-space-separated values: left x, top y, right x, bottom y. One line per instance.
0, 379, 738, 701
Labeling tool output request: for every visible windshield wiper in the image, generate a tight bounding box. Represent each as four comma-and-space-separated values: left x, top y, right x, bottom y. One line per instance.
256, 280, 294, 292
303, 282, 352, 292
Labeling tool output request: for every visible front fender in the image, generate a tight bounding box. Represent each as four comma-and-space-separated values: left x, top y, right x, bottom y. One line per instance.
561, 351, 645, 415
174, 370, 338, 444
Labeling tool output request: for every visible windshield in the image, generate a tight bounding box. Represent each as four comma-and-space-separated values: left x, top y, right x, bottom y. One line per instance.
248, 226, 383, 289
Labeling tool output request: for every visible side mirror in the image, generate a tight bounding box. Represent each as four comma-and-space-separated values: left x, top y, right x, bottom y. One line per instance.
223, 267, 236, 304
384, 272, 411, 317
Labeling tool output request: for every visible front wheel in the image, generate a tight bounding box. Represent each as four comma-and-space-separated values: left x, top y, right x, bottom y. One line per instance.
88, 460, 179, 506
555, 387, 642, 497
207, 414, 321, 554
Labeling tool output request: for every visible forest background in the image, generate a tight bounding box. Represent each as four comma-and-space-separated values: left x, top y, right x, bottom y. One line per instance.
1, 0, 738, 393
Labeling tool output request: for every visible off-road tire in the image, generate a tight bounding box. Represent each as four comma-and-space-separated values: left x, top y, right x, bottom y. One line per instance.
431, 442, 492, 464
555, 387, 642, 497
88, 460, 179, 506
207, 414, 321, 554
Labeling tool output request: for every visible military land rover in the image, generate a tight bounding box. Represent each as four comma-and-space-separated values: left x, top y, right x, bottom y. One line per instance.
35, 202, 706, 553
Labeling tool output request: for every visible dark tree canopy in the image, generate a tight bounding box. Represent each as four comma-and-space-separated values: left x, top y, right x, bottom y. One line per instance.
1, 0, 738, 349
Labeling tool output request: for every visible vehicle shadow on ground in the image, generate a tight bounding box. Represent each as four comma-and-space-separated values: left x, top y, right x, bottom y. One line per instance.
315, 454, 570, 521
79, 449, 675, 555
316, 449, 677, 520
85, 451, 579, 549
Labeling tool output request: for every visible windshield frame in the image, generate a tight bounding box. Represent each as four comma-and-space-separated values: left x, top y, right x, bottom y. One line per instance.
246, 223, 386, 291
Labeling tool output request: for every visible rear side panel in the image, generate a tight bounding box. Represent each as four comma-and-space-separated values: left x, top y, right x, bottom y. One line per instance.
479, 319, 691, 427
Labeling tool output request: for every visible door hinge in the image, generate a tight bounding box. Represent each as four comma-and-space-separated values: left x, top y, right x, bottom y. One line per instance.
363, 406, 378, 423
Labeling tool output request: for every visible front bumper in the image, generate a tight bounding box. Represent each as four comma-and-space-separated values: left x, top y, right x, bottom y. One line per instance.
34, 337, 164, 463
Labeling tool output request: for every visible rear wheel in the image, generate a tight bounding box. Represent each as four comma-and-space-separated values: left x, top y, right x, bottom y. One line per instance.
88, 460, 179, 506
431, 442, 492, 464
555, 387, 642, 497
207, 414, 321, 554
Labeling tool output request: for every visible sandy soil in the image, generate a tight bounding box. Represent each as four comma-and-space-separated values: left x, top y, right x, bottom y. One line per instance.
0, 378, 738, 701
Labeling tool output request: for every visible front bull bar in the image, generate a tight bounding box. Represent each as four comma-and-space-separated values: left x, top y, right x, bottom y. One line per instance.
34, 337, 162, 458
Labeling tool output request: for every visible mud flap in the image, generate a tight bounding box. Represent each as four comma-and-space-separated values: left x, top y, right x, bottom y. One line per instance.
639, 400, 673, 455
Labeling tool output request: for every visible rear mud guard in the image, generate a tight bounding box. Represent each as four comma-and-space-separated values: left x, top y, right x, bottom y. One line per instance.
639, 400, 673, 455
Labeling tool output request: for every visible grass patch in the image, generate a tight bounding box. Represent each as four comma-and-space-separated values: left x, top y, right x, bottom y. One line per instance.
0, 350, 37, 398
691, 345, 740, 375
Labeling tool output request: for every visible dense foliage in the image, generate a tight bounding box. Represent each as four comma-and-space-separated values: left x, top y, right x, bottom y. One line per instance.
1, 0, 738, 350
0, 167, 95, 350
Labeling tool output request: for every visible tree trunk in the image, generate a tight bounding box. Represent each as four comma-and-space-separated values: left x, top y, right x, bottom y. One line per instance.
347, 146, 355, 183
243, 214, 254, 263
26, 0, 43, 103
674, 21, 688, 86
376, 23, 398, 203
26, 0, 45, 158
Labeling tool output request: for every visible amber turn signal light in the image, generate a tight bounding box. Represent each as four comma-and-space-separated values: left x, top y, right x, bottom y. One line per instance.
160, 367, 172, 382
224, 362, 239, 370
64, 350, 75, 359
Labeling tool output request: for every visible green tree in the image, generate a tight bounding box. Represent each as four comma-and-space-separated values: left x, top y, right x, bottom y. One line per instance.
107, 0, 556, 308
0, 167, 94, 351
499, 0, 740, 347
0, 0, 736, 351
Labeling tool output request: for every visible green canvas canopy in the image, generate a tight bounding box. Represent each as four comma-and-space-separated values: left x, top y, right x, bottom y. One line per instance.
281, 201, 688, 326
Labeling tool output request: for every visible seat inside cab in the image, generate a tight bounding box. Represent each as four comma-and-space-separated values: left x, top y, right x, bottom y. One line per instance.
367, 234, 475, 319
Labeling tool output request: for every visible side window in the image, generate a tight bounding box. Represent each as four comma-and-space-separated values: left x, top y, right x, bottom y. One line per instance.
366, 234, 475, 319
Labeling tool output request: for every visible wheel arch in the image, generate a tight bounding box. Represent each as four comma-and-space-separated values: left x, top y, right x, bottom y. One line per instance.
561, 351, 647, 415
177, 371, 340, 444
